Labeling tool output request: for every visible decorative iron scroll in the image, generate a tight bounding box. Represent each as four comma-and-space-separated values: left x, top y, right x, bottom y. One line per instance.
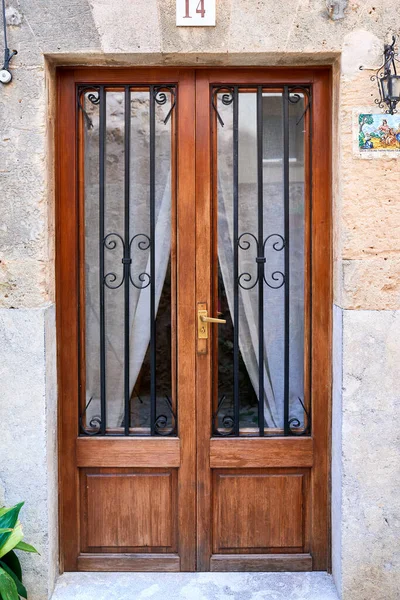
212, 395, 235, 436
289, 397, 311, 436
288, 85, 312, 125
154, 86, 177, 124
79, 397, 102, 436
211, 86, 235, 127
77, 86, 100, 129
154, 396, 177, 436
237, 232, 286, 291
103, 232, 151, 291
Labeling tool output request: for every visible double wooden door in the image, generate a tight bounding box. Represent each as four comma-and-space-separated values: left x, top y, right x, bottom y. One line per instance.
57, 67, 331, 572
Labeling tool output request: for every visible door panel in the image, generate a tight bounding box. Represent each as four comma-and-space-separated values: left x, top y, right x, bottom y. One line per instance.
58, 68, 196, 572
80, 469, 177, 551
57, 67, 331, 573
195, 69, 331, 572
213, 470, 308, 551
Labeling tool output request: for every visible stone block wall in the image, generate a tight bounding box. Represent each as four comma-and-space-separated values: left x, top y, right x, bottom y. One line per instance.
0, 1, 399, 598
0, 306, 58, 598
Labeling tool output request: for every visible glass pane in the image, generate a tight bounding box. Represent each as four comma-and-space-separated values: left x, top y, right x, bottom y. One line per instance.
237, 92, 259, 430
215, 91, 235, 434
216, 90, 261, 434
83, 89, 101, 432
288, 92, 306, 431
82, 86, 175, 435
214, 87, 309, 436
262, 92, 285, 431
104, 90, 125, 430
128, 89, 173, 433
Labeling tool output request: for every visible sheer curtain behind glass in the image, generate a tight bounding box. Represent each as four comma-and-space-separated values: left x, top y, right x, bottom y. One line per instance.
84, 90, 172, 431
217, 91, 306, 431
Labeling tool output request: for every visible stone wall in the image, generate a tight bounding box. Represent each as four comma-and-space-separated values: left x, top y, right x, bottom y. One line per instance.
0, 1, 399, 599
0, 306, 58, 598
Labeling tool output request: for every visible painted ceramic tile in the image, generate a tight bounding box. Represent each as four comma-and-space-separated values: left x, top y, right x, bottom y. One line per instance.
359, 113, 400, 151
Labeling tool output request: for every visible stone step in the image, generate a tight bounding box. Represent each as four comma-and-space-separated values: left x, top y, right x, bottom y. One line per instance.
51, 572, 339, 600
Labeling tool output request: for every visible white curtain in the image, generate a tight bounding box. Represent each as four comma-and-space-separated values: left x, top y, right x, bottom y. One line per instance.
84, 91, 172, 429
86, 173, 288, 431
217, 179, 280, 429
84, 91, 304, 432
214, 93, 305, 431
108, 175, 171, 427
85, 175, 171, 429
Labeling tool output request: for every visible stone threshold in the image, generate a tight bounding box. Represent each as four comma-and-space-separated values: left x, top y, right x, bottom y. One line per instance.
51, 572, 339, 600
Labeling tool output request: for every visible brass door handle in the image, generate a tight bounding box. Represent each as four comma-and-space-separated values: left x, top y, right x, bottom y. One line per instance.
198, 307, 226, 340
200, 315, 227, 324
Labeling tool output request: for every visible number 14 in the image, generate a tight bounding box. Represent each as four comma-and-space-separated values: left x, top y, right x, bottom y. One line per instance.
184, 0, 206, 18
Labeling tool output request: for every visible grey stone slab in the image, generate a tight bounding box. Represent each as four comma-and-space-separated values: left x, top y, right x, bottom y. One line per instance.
51, 572, 339, 600
0, 305, 58, 600
340, 309, 400, 600
331, 304, 343, 594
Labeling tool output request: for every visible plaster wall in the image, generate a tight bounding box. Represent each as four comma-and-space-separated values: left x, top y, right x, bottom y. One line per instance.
0, 1, 399, 599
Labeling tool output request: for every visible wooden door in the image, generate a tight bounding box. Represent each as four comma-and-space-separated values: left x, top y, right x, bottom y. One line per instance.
195, 69, 331, 572
57, 67, 331, 573
57, 68, 197, 572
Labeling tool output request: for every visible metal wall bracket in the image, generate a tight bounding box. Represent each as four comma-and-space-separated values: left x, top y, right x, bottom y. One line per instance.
1, 0, 18, 84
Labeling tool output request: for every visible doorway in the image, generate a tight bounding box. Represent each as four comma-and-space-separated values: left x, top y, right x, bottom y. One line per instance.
57, 67, 331, 572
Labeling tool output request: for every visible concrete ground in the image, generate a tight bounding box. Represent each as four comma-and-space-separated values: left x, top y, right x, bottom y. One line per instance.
51, 572, 339, 600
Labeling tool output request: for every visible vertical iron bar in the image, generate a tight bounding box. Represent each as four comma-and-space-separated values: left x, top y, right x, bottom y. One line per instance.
99, 85, 106, 435
283, 86, 290, 435
123, 86, 131, 436
233, 86, 240, 436
257, 86, 265, 437
150, 86, 156, 435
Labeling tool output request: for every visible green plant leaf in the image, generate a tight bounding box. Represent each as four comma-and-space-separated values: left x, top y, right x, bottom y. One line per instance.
0, 562, 27, 598
0, 552, 21, 583
14, 541, 38, 554
0, 531, 12, 535
0, 566, 19, 600
0, 523, 23, 560
0, 504, 24, 551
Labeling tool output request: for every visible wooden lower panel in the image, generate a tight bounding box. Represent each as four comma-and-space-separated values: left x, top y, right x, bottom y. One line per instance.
210, 438, 313, 468
80, 468, 177, 552
210, 553, 313, 572
78, 553, 180, 571
213, 470, 309, 554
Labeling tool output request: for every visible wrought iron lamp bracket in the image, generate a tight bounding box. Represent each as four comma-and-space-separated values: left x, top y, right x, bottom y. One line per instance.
360, 35, 400, 115
1, 0, 17, 84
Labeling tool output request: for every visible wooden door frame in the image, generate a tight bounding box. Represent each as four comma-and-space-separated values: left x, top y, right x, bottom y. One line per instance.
195, 67, 332, 571
56, 66, 331, 573
56, 67, 197, 572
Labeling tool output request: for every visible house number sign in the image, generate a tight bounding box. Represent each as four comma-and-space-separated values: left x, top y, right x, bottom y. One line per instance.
176, 0, 216, 26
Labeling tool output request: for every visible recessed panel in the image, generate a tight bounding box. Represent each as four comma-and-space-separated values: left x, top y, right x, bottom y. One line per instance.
82, 469, 176, 550
213, 470, 306, 553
